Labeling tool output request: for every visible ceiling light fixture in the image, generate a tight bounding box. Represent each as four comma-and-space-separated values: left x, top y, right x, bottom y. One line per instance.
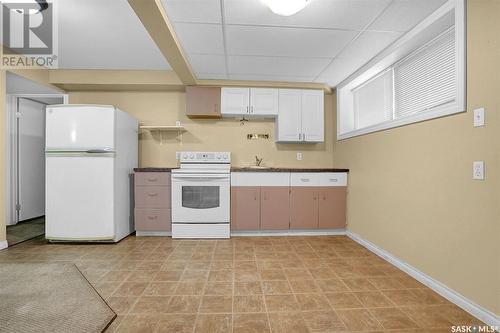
261, 0, 311, 16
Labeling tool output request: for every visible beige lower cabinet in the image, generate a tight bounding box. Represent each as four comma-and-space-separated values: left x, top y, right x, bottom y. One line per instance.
261, 187, 290, 229
290, 187, 319, 229
318, 187, 346, 228
134, 171, 172, 233
231, 187, 261, 230
230, 172, 348, 232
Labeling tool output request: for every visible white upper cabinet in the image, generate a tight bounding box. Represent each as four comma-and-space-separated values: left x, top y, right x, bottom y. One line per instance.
276, 89, 302, 142
301, 89, 324, 142
221, 87, 278, 117
250, 88, 279, 116
276, 89, 324, 143
221, 87, 250, 116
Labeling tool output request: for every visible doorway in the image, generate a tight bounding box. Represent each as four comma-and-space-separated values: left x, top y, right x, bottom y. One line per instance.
6, 95, 66, 246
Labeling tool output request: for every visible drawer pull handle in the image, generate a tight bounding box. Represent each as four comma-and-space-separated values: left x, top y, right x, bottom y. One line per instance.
148, 193, 158, 197
301, 178, 310, 182
147, 216, 158, 220
147, 178, 158, 182
329, 178, 338, 182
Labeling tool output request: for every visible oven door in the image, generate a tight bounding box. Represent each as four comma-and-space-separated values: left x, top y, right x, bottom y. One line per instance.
171, 173, 230, 223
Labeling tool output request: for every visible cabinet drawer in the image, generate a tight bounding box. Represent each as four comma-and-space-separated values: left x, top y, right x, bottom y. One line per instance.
135, 186, 171, 208
135, 209, 171, 231
135, 172, 171, 186
290, 173, 321, 186
318, 173, 347, 187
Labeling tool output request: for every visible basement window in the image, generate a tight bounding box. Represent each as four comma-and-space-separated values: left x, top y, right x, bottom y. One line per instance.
337, 0, 465, 140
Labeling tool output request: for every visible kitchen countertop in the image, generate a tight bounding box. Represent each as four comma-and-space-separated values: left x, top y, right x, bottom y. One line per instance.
134, 167, 178, 172
135, 167, 349, 173
231, 167, 349, 173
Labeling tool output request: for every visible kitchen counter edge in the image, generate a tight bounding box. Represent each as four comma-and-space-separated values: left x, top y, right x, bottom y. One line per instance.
230, 167, 349, 173
134, 167, 178, 172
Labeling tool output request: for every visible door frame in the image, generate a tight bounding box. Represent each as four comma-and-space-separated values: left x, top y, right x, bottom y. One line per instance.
5, 93, 69, 226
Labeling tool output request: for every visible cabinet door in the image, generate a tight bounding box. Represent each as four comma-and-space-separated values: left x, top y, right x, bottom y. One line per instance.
318, 187, 347, 229
290, 187, 319, 229
231, 187, 260, 230
261, 187, 290, 230
276, 89, 302, 142
186, 86, 221, 118
250, 88, 278, 116
301, 90, 324, 142
221, 88, 250, 116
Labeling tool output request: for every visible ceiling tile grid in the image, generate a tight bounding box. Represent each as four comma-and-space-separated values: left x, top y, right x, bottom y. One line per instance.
162, 0, 449, 87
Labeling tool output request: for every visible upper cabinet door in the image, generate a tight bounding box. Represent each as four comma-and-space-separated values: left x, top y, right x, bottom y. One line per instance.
186, 86, 221, 119
221, 87, 250, 116
250, 88, 278, 116
301, 90, 324, 142
276, 89, 302, 142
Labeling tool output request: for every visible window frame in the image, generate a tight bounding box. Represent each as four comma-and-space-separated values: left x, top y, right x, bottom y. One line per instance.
336, 0, 465, 140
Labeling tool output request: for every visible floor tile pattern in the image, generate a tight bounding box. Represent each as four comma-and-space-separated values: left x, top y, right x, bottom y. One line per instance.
0, 235, 487, 333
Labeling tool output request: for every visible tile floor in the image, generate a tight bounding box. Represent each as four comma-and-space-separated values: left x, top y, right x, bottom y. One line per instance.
0, 235, 486, 333
6, 217, 45, 246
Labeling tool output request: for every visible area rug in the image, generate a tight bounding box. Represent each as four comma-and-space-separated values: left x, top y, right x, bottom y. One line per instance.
0, 263, 116, 333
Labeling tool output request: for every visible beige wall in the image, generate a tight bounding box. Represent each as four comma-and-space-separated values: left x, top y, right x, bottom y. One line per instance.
0, 70, 5, 242
69, 92, 336, 168
333, 0, 500, 315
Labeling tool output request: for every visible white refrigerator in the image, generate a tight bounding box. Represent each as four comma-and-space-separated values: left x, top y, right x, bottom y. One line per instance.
45, 104, 138, 242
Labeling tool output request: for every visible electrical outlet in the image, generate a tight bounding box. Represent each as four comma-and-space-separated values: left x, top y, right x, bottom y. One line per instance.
176, 152, 180, 160
473, 107, 485, 127
473, 161, 484, 180
296, 152, 303, 161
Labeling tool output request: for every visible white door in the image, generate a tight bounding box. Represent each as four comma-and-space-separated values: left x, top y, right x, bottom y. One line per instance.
18, 98, 46, 221
276, 89, 302, 142
45, 154, 115, 240
45, 105, 115, 151
221, 88, 250, 116
250, 88, 278, 116
301, 90, 324, 142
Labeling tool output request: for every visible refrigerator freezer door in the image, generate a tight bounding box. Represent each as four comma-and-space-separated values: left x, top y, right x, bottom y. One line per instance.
45, 154, 115, 241
46, 105, 115, 151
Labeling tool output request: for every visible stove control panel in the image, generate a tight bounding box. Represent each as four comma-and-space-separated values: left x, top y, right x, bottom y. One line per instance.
179, 151, 231, 163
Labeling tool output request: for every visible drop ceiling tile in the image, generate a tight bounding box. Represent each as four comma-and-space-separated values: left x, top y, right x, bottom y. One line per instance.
228, 74, 315, 83
161, 0, 221, 23
224, 0, 391, 30
58, 0, 170, 70
226, 25, 356, 58
187, 54, 227, 74
227, 55, 331, 77
338, 30, 402, 63
369, 0, 448, 32
173, 23, 225, 54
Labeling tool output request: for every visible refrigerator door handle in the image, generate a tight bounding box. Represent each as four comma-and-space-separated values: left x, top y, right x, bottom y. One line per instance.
86, 149, 114, 153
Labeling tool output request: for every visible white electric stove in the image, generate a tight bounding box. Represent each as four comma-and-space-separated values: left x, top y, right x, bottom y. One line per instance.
171, 152, 231, 238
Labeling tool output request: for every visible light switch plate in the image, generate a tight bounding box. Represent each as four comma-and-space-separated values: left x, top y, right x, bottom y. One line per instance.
176, 152, 180, 160
473, 107, 485, 127
296, 152, 303, 161
473, 161, 484, 180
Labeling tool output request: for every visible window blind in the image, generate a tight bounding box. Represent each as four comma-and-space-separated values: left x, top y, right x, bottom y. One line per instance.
353, 69, 394, 130
394, 28, 456, 118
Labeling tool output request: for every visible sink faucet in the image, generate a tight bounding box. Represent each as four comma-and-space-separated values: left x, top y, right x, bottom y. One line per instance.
255, 156, 263, 166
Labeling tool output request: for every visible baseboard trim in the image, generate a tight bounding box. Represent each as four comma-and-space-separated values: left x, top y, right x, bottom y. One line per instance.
346, 230, 500, 328
0, 240, 8, 250
231, 229, 346, 237
135, 231, 172, 237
